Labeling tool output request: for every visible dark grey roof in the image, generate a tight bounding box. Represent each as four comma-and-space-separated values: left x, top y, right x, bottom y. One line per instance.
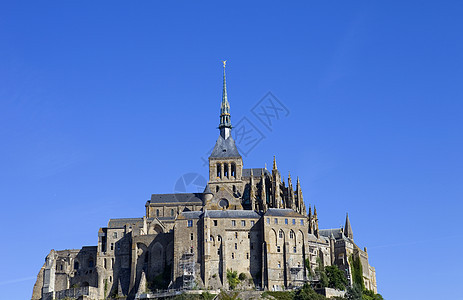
203, 184, 212, 194
319, 228, 347, 240
242, 168, 271, 178
204, 210, 261, 219
108, 218, 143, 228
149, 193, 203, 205
180, 211, 203, 219
264, 208, 305, 218
209, 135, 241, 158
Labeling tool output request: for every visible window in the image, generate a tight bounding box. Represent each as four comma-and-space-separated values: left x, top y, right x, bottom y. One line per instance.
210, 235, 213, 241
110, 243, 114, 251
232, 253, 235, 259
290, 231, 294, 239
277, 246, 281, 253
217, 249, 221, 255
292, 219, 296, 225
112, 258, 114, 269
214, 220, 218, 226
298, 262, 301, 268
250, 220, 255, 226
60, 264, 63, 271
113, 232, 117, 238
216, 186, 219, 192
233, 185, 236, 193
217, 163, 222, 178
104, 258, 107, 269
171, 209, 174, 216
279, 231, 283, 238
235, 243, 237, 250
248, 232, 250, 239
246, 253, 249, 259
232, 220, 236, 226
190, 233, 194, 240
274, 218, 278, 224
300, 219, 304, 226
241, 220, 246, 226
224, 163, 229, 178
285, 219, 288, 225
266, 218, 270, 224
235, 232, 238, 238
278, 261, 281, 268
156, 209, 160, 217
293, 247, 297, 253
231, 163, 236, 177
190, 247, 193, 253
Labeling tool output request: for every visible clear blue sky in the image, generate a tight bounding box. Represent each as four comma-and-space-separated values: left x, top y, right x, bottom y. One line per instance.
1, 1, 462, 299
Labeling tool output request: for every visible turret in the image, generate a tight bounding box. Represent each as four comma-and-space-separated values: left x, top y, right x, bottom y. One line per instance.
272, 156, 281, 208
344, 213, 354, 240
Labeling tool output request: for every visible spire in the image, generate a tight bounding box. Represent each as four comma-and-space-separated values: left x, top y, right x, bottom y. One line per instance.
273, 156, 278, 170
219, 60, 232, 139
344, 213, 354, 240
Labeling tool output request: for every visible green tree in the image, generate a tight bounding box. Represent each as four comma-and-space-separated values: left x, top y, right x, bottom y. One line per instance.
345, 283, 363, 300
226, 270, 240, 290
314, 258, 328, 288
294, 283, 327, 300
325, 265, 348, 291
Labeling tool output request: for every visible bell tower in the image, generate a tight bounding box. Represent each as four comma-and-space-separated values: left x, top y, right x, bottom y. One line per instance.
206, 61, 244, 210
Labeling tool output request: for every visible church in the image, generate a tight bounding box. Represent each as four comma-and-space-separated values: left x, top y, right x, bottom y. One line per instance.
32, 64, 377, 300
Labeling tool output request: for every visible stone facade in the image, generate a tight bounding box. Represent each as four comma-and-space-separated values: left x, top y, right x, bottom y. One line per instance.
31, 65, 378, 300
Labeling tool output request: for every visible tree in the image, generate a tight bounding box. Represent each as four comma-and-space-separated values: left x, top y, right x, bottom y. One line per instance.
226, 270, 240, 290
325, 265, 348, 291
294, 283, 327, 300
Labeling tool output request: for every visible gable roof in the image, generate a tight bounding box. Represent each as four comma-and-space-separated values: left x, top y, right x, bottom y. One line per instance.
149, 193, 203, 205
264, 208, 305, 218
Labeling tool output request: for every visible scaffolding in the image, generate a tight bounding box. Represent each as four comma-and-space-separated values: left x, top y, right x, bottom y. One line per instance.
179, 251, 195, 290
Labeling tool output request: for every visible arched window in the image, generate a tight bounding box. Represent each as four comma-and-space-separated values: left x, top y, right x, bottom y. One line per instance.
217, 164, 222, 178
231, 163, 236, 177
290, 231, 294, 239
279, 230, 284, 239
224, 163, 229, 178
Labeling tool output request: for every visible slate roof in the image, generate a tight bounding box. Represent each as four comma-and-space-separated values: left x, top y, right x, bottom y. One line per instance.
149, 193, 203, 205
204, 210, 261, 219
319, 228, 350, 241
209, 135, 241, 158
264, 208, 305, 218
108, 218, 143, 228
179, 211, 203, 219
242, 168, 271, 178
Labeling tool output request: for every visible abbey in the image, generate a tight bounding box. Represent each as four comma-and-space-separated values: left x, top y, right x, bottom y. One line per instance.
32, 65, 377, 300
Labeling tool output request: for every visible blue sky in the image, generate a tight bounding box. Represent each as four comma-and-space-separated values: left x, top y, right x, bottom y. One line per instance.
1, 1, 462, 299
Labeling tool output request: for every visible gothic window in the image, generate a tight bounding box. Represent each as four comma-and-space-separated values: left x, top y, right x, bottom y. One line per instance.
224, 163, 229, 178
219, 198, 229, 209
144, 252, 149, 263
231, 163, 236, 177
217, 163, 222, 178
210, 235, 214, 242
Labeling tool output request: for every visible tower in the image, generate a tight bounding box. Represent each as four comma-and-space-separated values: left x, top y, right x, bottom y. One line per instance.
344, 213, 354, 240
206, 61, 244, 210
